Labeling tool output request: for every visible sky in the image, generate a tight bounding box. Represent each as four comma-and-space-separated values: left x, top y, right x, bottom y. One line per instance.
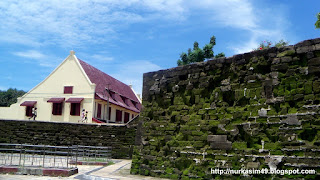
0, 0, 319, 96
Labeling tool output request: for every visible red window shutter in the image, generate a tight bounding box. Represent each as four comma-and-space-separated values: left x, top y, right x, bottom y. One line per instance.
70, 103, 74, 115
124, 112, 129, 123
70, 103, 80, 116
64, 86, 73, 94
52, 103, 56, 114
97, 104, 101, 118
53, 103, 63, 115
26, 106, 33, 117
75, 103, 80, 116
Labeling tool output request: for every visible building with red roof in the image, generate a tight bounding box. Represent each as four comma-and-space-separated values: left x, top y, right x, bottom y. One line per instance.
0, 51, 141, 123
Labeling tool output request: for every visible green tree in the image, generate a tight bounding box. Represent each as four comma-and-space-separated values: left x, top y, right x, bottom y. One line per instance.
193, 41, 199, 50
316, 12, 320, 29
0, 88, 26, 107
177, 35, 225, 66
210, 35, 216, 46
203, 44, 214, 59
215, 52, 225, 59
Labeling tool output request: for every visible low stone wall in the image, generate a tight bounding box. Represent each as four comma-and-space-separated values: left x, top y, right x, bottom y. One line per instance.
0, 119, 138, 159
0, 166, 78, 177
131, 38, 320, 179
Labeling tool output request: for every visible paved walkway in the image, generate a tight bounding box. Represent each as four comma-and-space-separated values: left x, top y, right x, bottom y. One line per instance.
0, 159, 169, 180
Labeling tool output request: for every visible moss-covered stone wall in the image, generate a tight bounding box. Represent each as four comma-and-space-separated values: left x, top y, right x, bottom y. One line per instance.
0, 119, 138, 159
131, 38, 320, 179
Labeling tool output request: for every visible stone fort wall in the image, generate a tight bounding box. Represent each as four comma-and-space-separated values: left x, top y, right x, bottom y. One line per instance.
131, 38, 320, 179
0, 119, 138, 159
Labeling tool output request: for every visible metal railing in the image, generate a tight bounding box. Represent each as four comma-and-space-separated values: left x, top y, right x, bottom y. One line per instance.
0, 143, 112, 169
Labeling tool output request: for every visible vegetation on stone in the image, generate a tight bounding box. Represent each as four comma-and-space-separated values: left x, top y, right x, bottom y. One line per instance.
254, 39, 289, 50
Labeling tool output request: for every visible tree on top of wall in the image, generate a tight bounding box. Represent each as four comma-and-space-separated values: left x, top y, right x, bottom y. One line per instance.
0, 88, 26, 107
316, 12, 320, 29
177, 35, 225, 66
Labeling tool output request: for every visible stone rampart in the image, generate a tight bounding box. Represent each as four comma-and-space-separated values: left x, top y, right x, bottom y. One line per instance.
0, 119, 138, 159
131, 38, 320, 179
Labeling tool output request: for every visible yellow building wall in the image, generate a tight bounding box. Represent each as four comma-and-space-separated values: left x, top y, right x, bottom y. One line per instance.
94, 99, 139, 123
0, 52, 96, 123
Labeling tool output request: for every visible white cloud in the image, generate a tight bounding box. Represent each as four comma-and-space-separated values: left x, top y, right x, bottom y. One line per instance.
2, 0, 290, 63
13, 50, 61, 67
13, 50, 45, 59
0, 0, 186, 48
91, 54, 114, 62
188, 0, 257, 30
180, 0, 289, 55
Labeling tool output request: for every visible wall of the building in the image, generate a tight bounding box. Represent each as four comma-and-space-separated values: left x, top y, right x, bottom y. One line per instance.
0, 54, 96, 123
94, 99, 139, 123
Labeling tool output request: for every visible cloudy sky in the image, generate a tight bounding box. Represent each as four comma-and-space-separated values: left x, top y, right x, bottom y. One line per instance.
0, 0, 319, 95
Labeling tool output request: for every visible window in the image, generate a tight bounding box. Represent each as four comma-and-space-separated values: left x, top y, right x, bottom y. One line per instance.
64, 86, 73, 94
26, 106, 33, 117
97, 103, 102, 118
120, 96, 128, 106
52, 103, 63, 115
131, 100, 138, 109
124, 112, 129, 123
110, 91, 116, 101
70, 103, 80, 116
116, 110, 122, 122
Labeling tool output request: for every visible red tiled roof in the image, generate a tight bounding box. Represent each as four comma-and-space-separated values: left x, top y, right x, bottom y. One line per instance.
78, 59, 141, 112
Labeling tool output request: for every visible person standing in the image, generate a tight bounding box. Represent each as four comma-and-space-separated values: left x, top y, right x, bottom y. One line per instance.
32, 107, 37, 120
79, 109, 85, 123
84, 111, 88, 123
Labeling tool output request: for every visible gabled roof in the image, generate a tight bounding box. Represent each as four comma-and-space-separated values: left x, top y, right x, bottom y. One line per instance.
78, 59, 141, 112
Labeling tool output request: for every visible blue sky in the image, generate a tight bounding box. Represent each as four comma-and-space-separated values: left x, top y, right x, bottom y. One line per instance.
0, 0, 319, 95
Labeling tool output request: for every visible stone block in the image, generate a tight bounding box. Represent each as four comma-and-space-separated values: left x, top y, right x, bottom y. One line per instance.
308, 57, 320, 66
272, 58, 280, 64
308, 66, 320, 74
281, 56, 293, 63
258, 108, 268, 117
235, 59, 246, 65
295, 40, 313, 48
296, 45, 315, 54
207, 135, 227, 142
277, 50, 296, 57
271, 64, 288, 72
220, 85, 231, 92
247, 162, 260, 169
294, 94, 304, 101
313, 81, 320, 93
210, 141, 232, 150
282, 115, 301, 125
307, 52, 314, 59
